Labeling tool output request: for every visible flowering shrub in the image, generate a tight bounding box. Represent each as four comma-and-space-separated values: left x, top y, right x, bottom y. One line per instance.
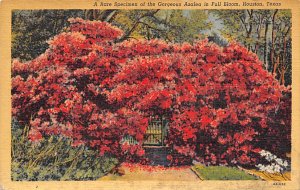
108, 39, 290, 166
12, 18, 128, 158
256, 150, 290, 173
262, 90, 291, 158
12, 18, 291, 166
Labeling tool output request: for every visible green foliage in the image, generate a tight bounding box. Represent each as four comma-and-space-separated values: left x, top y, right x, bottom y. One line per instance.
12, 10, 84, 61
85, 10, 210, 43
11, 121, 118, 181
193, 165, 258, 180
166, 10, 211, 43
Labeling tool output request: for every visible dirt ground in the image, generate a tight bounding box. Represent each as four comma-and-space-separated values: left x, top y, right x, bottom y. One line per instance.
99, 163, 201, 181
241, 168, 291, 181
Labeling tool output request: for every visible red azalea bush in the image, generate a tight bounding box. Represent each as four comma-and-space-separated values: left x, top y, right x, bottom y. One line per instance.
258, 89, 291, 159
108, 40, 291, 166
12, 18, 291, 166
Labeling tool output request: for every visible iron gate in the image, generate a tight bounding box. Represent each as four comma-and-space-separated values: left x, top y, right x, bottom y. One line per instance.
143, 116, 168, 146
121, 116, 169, 146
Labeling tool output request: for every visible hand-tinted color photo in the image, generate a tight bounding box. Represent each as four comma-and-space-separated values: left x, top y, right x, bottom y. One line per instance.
11, 9, 291, 181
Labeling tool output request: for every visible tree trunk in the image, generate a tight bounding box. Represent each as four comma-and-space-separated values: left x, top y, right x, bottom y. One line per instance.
254, 19, 261, 54
270, 10, 278, 74
273, 55, 280, 76
279, 67, 286, 85
279, 26, 290, 85
246, 10, 254, 51
264, 21, 269, 70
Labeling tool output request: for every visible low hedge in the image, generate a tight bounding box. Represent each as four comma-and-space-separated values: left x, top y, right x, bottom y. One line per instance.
11, 121, 118, 181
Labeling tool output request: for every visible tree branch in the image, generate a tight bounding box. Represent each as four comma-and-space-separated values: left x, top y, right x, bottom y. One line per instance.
117, 10, 160, 42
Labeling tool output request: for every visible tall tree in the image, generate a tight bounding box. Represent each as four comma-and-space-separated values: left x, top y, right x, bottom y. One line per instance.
212, 10, 291, 85
272, 10, 291, 85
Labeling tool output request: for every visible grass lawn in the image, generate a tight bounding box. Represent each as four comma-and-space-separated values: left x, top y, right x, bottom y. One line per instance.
192, 165, 258, 180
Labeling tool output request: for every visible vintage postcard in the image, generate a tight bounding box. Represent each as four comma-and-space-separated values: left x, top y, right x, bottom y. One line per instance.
0, 0, 300, 189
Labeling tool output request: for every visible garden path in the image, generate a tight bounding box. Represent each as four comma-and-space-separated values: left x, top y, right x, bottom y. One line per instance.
99, 163, 200, 181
